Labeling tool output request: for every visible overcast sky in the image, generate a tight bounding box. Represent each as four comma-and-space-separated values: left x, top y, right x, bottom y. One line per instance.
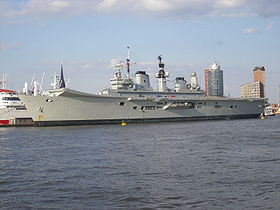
0, 0, 279, 102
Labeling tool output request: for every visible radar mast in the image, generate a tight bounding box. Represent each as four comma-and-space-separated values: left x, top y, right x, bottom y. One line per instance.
156, 55, 169, 91
126, 46, 130, 79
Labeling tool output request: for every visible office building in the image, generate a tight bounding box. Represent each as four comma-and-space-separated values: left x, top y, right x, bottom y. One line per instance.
207, 62, 224, 97
240, 81, 262, 98
240, 66, 265, 99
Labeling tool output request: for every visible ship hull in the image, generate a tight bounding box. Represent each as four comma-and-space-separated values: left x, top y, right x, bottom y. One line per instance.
0, 108, 33, 126
19, 89, 265, 126
32, 114, 260, 126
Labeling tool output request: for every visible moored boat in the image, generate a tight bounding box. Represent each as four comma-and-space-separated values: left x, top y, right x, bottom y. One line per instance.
0, 89, 33, 126
264, 105, 275, 116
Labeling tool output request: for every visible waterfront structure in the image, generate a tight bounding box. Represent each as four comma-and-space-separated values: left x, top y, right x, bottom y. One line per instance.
253, 66, 265, 97
19, 49, 265, 126
240, 66, 265, 99
254, 66, 265, 84
207, 62, 224, 97
275, 105, 280, 115
240, 81, 263, 99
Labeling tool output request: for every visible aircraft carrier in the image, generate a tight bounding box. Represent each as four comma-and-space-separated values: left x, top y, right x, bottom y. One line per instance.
19, 50, 265, 126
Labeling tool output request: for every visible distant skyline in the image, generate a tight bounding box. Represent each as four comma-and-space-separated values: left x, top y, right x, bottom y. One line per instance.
0, 0, 279, 102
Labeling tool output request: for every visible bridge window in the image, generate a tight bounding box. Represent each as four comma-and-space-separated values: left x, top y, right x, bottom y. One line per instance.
2, 97, 20, 101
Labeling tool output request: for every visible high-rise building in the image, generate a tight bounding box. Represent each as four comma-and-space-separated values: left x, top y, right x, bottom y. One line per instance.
253, 66, 265, 83
207, 62, 224, 97
253, 66, 265, 98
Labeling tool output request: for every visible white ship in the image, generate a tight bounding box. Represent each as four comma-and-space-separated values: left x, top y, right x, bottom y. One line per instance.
0, 74, 46, 126
0, 88, 31, 126
19, 49, 265, 126
264, 106, 275, 116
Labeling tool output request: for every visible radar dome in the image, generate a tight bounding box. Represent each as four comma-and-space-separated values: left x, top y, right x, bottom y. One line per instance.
191, 72, 196, 76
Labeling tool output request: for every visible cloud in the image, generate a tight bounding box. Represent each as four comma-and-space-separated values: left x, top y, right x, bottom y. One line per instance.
214, 0, 243, 9
82, 64, 92, 69
98, 0, 119, 10
0, 42, 19, 50
250, 0, 280, 17
18, 0, 73, 16
1, 0, 280, 23
108, 58, 156, 71
243, 27, 256, 35
108, 58, 121, 69
141, 0, 172, 12
50, 1, 70, 11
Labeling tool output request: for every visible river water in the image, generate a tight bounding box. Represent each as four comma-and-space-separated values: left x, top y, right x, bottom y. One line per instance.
1, 116, 280, 209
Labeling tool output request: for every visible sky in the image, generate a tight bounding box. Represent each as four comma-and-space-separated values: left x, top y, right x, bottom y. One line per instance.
0, 0, 279, 102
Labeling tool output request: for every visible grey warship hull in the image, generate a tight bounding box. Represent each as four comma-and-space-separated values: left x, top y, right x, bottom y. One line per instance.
19, 89, 265, 126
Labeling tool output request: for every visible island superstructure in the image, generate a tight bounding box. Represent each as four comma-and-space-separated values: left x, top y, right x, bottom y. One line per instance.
19, 49, 265, 126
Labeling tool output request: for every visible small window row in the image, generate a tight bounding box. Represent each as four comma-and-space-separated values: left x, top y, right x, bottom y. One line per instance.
2, 97, 20, 101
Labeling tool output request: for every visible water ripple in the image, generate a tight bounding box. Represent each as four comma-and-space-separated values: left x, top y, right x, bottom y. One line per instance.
0, 117, 279, 209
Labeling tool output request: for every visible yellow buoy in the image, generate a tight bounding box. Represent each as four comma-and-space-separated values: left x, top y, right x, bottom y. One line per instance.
121, 120, 127, 126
